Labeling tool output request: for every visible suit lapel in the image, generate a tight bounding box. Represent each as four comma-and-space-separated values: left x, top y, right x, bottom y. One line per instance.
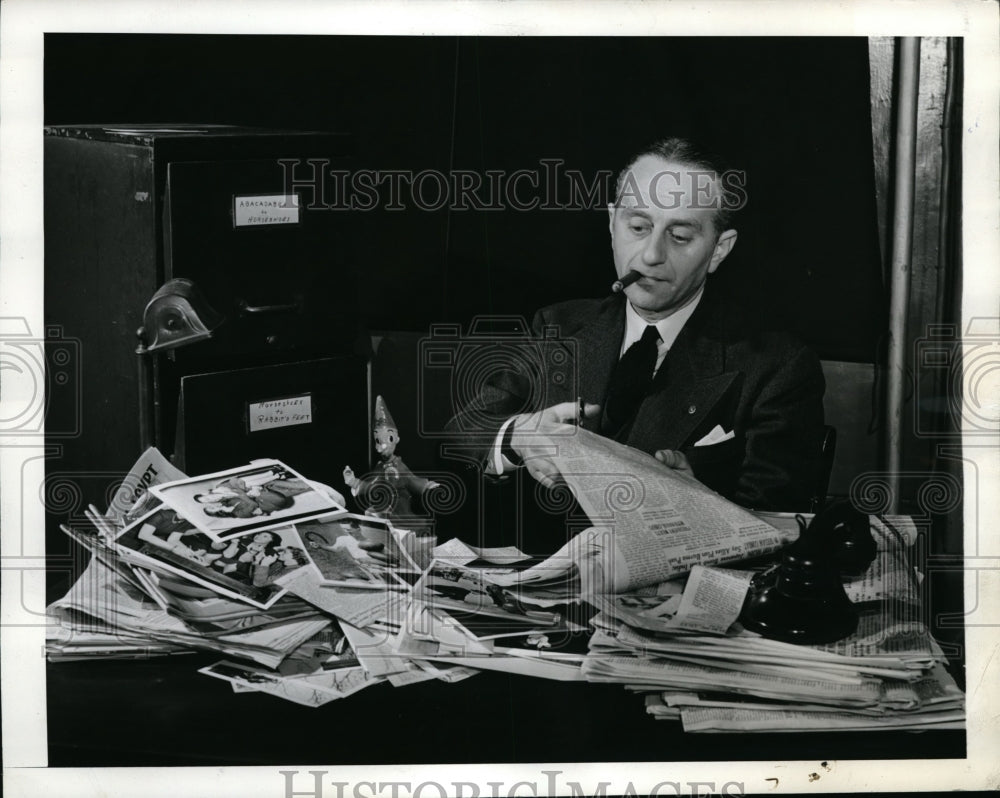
572, 298, 625, 433
628, 291, 738, 450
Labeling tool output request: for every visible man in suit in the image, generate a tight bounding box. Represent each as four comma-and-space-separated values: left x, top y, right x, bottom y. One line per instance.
447, 137, 825, 546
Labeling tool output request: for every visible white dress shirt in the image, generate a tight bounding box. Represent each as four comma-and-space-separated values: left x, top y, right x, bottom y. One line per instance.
620, 289, 702, 375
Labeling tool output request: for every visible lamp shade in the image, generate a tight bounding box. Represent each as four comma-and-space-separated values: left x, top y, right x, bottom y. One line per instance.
140, 278, 223, 353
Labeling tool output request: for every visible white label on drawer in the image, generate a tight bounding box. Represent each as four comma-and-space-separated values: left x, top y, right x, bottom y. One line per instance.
234, 194, 300, 227
248, 394, 313, 432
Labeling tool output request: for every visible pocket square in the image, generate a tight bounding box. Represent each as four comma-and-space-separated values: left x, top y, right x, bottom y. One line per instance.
694, 424, 735, 447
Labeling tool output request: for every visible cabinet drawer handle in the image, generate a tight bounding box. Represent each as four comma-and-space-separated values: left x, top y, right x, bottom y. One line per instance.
237, 299, 299, 316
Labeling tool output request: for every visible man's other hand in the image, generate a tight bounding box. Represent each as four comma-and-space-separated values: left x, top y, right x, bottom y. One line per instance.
509, 401, 601, 489
654, 448, 696, 478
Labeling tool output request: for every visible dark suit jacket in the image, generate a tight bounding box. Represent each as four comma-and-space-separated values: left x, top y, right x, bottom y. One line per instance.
447, 286, 825, 513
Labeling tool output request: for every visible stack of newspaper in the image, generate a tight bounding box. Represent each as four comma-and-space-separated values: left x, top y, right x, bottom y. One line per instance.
441, 426, 962, 732
578, 519, 965, 732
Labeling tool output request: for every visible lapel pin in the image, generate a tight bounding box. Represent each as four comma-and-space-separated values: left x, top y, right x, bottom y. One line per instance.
687, 404, 697, 414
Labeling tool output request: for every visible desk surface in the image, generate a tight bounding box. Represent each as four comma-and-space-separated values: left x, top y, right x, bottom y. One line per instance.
47, 655, 966, 767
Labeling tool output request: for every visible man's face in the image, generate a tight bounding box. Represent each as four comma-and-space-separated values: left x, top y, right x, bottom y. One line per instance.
609, 156, 737, 320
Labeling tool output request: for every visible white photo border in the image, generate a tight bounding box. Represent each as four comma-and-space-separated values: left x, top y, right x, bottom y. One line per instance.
2, 1, 998, 796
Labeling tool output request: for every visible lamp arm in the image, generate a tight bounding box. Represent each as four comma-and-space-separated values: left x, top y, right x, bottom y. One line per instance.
136, 327, 155, 451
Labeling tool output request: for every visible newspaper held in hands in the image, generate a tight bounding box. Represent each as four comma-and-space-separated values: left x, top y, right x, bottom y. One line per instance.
495, 427, 793, 593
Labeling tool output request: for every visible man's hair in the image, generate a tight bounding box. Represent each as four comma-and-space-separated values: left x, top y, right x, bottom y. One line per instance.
614, 136, 741, 234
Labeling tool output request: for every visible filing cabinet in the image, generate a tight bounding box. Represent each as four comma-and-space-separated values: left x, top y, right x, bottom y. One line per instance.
44, 125, 370, 540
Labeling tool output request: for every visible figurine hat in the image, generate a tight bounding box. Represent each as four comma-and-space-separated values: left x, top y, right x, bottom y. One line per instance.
373, 395, 398, 431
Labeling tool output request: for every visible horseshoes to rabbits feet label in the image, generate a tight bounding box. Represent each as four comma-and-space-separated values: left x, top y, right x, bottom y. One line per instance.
248, 394, 313, 432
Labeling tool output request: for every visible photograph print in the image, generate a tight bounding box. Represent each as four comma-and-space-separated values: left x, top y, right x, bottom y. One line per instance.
149, 460, 343, 537
114, 506, 312, 609
21, 9, 995, 788
198, 658, 378, 708
296, 513, 420, 589
275, 621, 361, 676
412, 561, 563, 636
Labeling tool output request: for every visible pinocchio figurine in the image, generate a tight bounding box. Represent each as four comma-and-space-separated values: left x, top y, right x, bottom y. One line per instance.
343, 395, 440, 523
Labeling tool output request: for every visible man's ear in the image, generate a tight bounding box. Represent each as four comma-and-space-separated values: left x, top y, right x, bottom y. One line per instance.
607, 203, 616, 236
707, 229, 738, 273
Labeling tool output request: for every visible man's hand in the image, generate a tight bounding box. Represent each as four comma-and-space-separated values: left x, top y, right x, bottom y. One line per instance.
509, 401, 601, 489
654, 448, 696, 479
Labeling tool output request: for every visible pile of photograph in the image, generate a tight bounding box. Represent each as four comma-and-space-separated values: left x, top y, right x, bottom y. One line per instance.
581, 522, 966, 733
45, 449, 588, 707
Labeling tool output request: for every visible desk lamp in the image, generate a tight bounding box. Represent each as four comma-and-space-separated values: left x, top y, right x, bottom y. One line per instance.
135, 278, 223, 450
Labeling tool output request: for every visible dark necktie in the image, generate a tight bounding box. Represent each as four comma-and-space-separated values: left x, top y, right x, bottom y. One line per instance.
601, 324, 661, 436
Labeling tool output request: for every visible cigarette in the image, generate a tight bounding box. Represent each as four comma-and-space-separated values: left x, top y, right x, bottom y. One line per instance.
612, 270, 641, 293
